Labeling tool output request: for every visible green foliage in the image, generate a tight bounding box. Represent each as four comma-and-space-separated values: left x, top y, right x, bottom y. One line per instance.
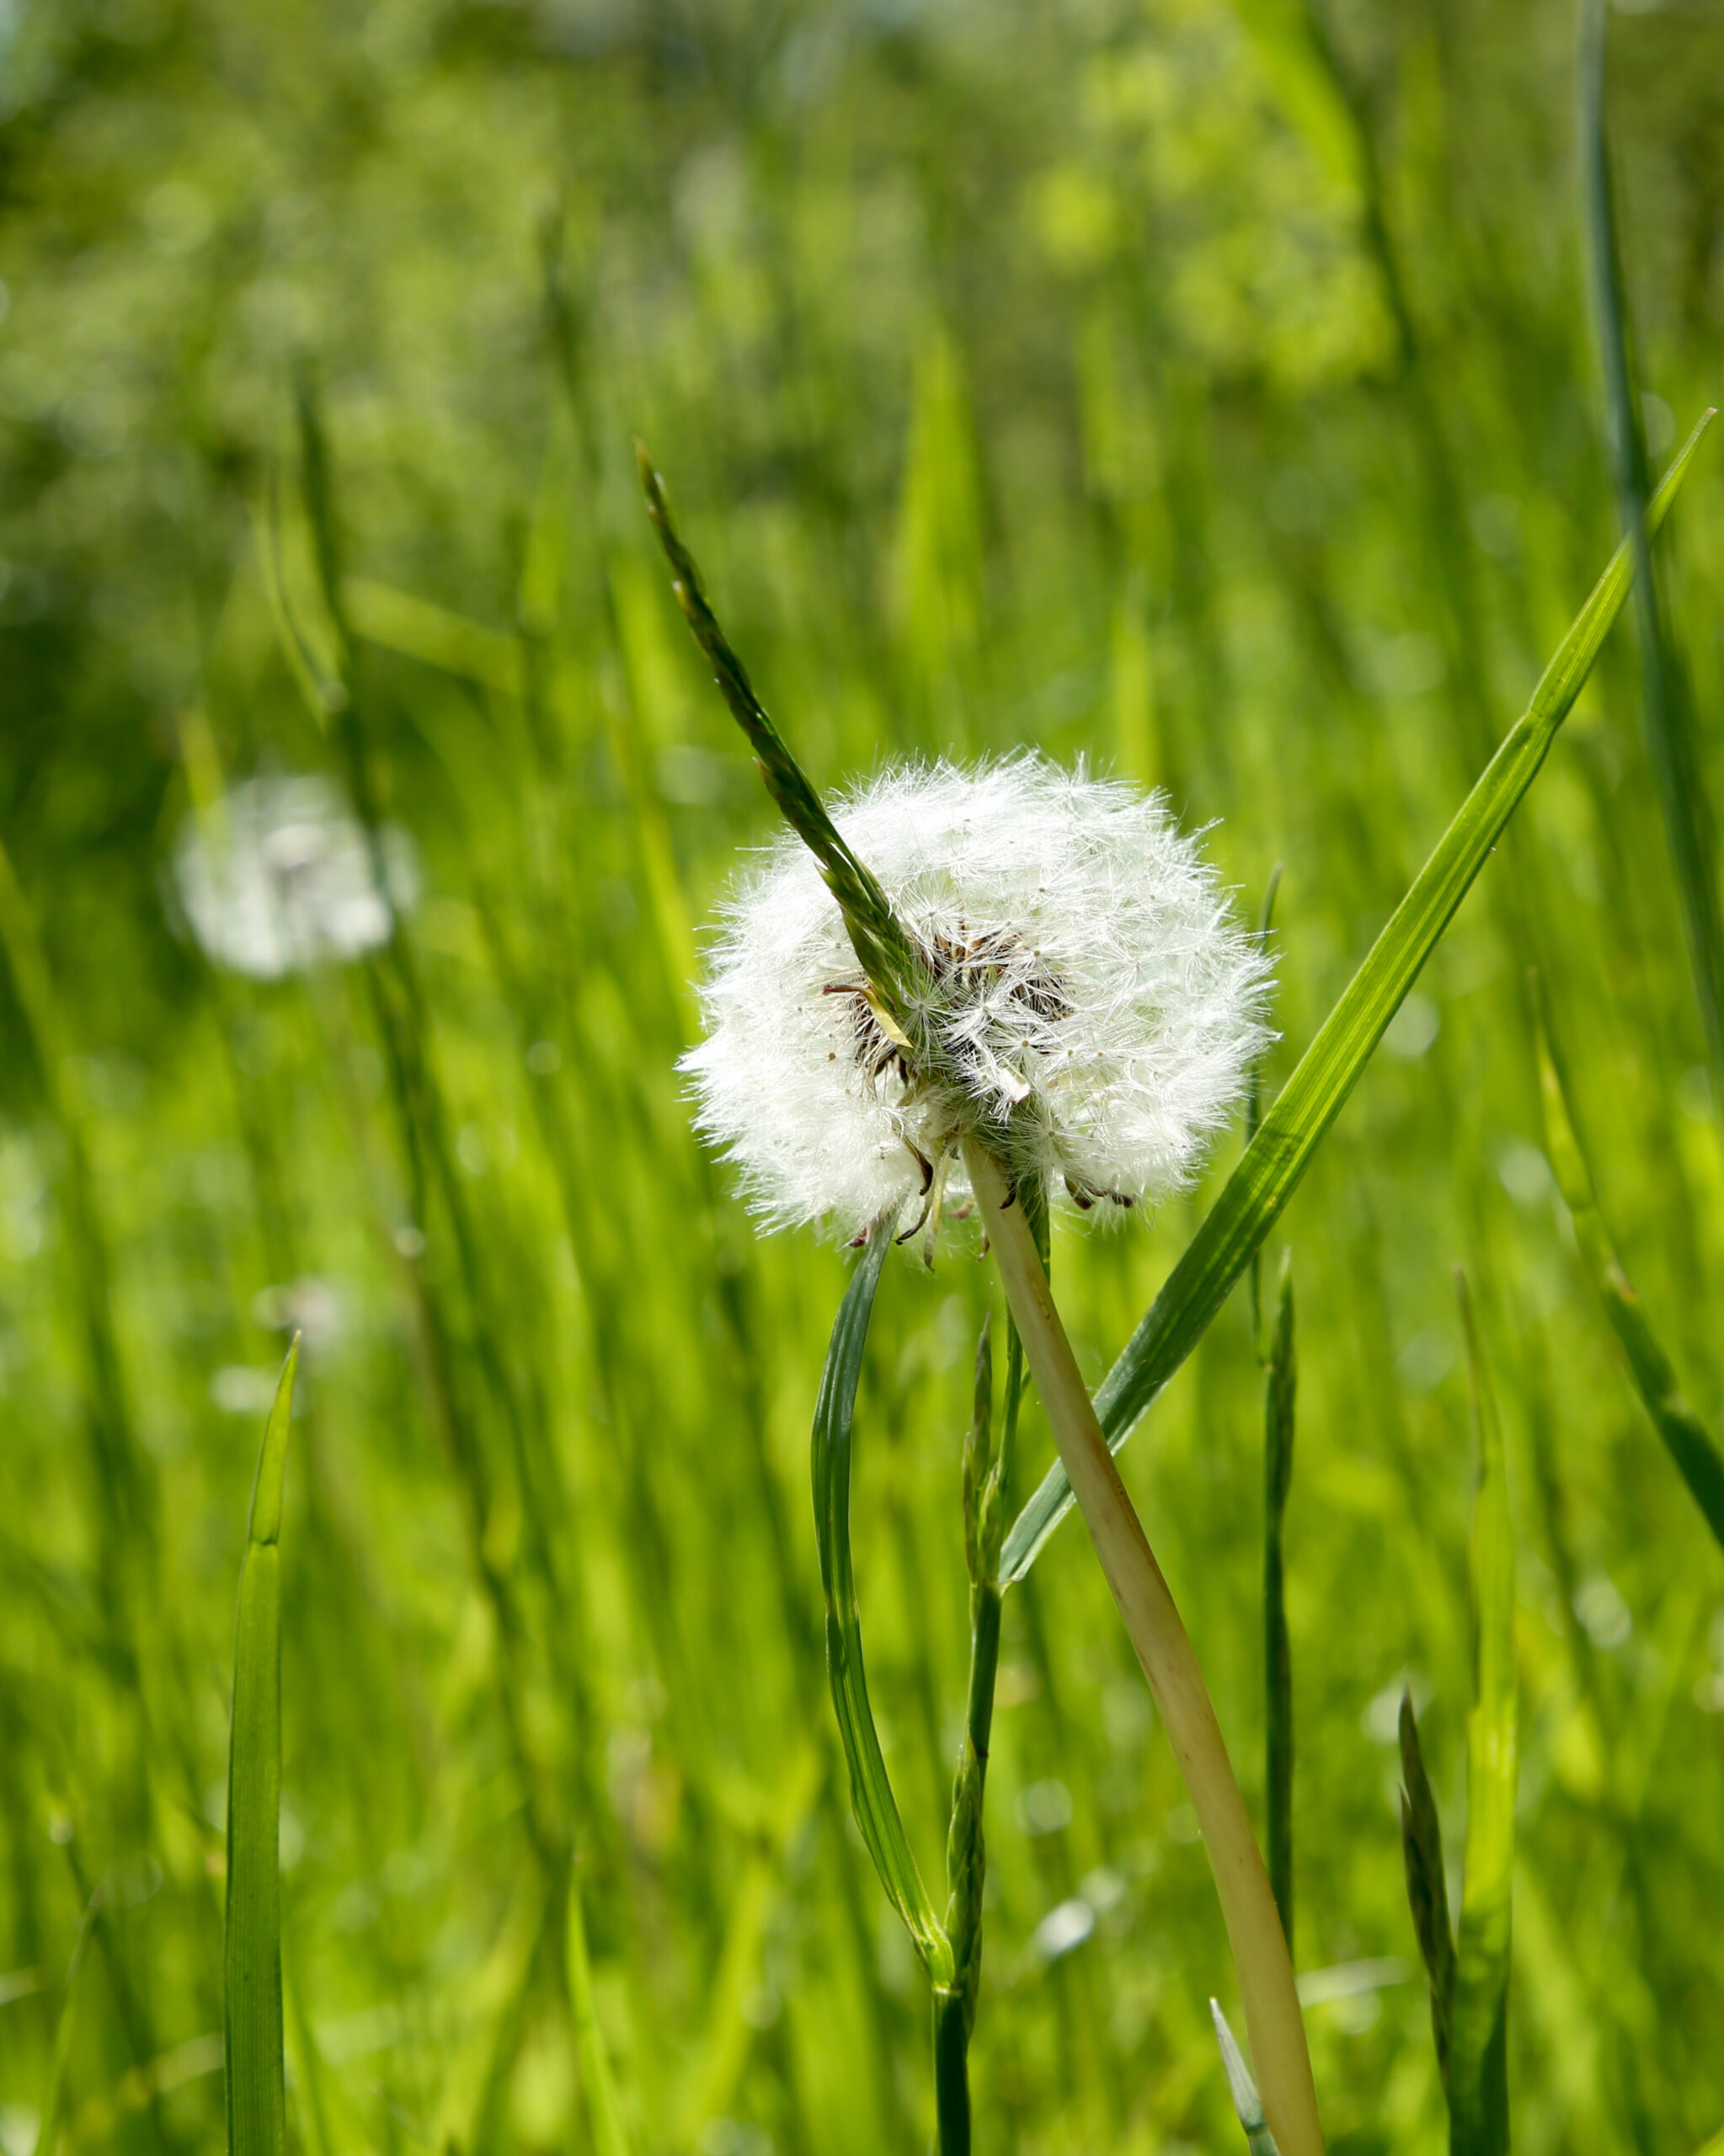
1535, 991, 1724, 1555
226, 1338, 298, 2156
1262, 1252, 1297, 1953
811, 1213, 953, 1989
1002, 414, 1712, 1586
1398, 1692, 1454, 2089
35, 1891, 103, 2156
4, 3, 1724, 2151
565, 1879, 632, 2156
1210, 1998, 1284, 2156
1450, 1279, 1516, 2156
1579, 0, 1724, 1094
1391, 1285, 1519, 2156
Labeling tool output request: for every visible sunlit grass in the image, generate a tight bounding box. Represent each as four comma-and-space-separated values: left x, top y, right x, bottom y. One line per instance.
2, 2, 1724, 2153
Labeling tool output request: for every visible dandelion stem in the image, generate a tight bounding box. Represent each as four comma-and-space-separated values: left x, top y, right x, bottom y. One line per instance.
963, 1140, 1322, 2156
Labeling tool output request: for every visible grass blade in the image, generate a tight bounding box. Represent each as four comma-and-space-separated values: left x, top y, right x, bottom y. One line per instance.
1449, 1277, 1514, 2156
567, 1875, 632, 2156
1001, 409, 1714, 1586
1398, 1691, 1454, 2091
35, 1886, 104, 2156
1262, 1251, 1295, 1954
226, 1336, 300, 2156
811, 1217, 954, 1988
0, 835, 150, 1596
1579, 0, 1724, 1090
1534, 988, 1724, 1554
1209, 1999, 1283, 2156
1245, 866, 1284, 1354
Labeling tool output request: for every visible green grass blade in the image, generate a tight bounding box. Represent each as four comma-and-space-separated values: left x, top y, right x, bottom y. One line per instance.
567, 1875, 633, 2156
1580, 0, 1724, 1089
811, 1217, 954, 1989
1209, 1998, 1283, 2156
35, 1886, 104, 2156
1001, 410, 1714, 1587
933, 1315, 1008, 2156
1449, 1277, 1515, 2156
343, 576, 528, 698
1535, 992, 1724, 1554
282, 1952, 334, 2156
225, 1336, 300, 2156
1262, 1251, 1295, 1954
1398, 1690, 1454, 2091
1245, 866, 1284, 1356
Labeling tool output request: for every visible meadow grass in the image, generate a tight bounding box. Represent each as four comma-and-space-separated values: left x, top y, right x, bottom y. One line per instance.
2, 3, 1724, 2153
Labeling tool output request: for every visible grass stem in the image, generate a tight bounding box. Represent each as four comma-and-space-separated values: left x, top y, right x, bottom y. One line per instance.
1579, 0, 1724, 1097
567, 1875, 632, 2156
1262, 1254, 1296, 1955
226, 1337, 299, 2156
964, 1140, 1321, 2156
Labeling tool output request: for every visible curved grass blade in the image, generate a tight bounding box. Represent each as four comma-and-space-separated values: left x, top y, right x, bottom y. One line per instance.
1209, 1998, 1283, 2156
1580, 0, 1724, 1090
226, 1336, 300, 2156
1534, 990, 1724, 1554
811, 1216, 953, 1989
1449, 1277, 1514, 2156
567, 1874, 632, 2156
1001, 410, 1715, 1586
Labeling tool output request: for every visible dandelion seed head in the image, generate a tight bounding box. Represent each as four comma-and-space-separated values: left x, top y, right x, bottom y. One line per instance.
682, 755, 1272, 1241
173, 776, 418, 980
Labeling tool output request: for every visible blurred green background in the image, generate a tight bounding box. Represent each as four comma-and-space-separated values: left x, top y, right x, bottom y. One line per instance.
3, 0, 1723, 2150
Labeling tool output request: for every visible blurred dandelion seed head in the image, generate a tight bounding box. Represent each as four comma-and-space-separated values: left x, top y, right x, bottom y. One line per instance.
682, 756, 1271, 1241
173, 776, 418, 979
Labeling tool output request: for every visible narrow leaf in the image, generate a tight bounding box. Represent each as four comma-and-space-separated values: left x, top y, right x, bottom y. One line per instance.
811, 1218, 953, 1988
1209, 1998, 1283, 2156
567, 1875, 632, 2156
1398, 1691, 1454, 2089
343, 576, 527, 698
35, 1887, 104, 2156
1262, 1252, 1295, 1953
1246, 865, 1284, 1357
1449, 1277, 1515, 2156
226, 1336, 300, 2156
1580, 0, 1724, 1087
1535, 992, 1724, 1555
960, 1313, 994, 1591
1002, 410, 1714, 1586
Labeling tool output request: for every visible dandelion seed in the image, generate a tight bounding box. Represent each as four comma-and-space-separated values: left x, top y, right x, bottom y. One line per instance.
682, 755, 1270, 1243
173, 775, 417, 979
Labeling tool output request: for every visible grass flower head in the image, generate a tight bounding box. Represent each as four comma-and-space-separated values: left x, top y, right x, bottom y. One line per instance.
684, 755, 1270, 1241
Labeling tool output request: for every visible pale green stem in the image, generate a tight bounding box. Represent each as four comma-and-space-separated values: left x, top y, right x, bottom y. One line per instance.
964, 1140, 1322, 2156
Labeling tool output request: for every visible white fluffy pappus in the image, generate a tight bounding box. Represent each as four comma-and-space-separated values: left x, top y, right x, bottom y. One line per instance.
682, 756, 1273, 1242
173, 776, 419, 980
